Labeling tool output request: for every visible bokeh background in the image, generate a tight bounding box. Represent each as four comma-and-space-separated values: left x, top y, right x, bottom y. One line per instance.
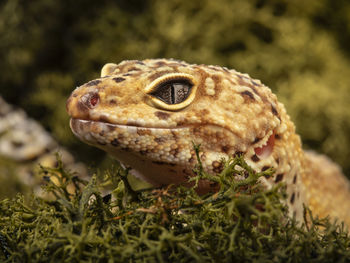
1, 0, 350, 196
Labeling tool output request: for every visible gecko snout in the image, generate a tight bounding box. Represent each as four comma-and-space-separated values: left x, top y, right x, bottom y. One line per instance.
66, 90, 100, 119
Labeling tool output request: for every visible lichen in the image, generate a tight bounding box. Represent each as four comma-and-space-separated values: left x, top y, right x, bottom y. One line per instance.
1, 151, 349, 262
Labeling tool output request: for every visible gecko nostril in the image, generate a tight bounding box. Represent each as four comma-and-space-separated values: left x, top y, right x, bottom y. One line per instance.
81, 92, 100, 109
90, 94, 99, 107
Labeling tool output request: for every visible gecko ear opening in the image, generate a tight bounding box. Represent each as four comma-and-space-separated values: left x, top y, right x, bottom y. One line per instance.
254, 131, 275, 159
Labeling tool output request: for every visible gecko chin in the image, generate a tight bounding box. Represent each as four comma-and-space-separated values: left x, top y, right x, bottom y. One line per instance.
70, 117, 279, 188
69, 117, 193, 163
69, 118, 194, 186
69, 118, 189, 141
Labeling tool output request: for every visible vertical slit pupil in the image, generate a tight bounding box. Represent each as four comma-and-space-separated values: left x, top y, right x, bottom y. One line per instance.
171, 84, 175, 104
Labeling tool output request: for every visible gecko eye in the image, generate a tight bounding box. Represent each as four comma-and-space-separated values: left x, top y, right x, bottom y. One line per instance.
145, 73, 197, 111
150, 80, 192, 105
81, 92, 100, 108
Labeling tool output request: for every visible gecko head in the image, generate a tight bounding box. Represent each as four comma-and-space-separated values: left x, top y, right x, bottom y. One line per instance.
66, 59, 283, 187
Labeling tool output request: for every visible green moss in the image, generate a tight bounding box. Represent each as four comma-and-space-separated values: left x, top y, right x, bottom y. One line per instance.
0, 157, 31, 200
1, 151, 349, 262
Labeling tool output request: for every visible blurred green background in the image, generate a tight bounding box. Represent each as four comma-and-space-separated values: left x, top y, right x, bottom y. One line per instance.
1, 0, 350, 178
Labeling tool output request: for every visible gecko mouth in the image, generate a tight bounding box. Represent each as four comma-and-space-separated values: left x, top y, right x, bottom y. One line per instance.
70, 118, 188, 134
69, 118, 191, 148
70, 118, 277, 159
253, 130, 275, 159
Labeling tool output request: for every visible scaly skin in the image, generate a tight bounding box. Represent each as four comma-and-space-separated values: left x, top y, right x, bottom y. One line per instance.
66, 59, 350, 226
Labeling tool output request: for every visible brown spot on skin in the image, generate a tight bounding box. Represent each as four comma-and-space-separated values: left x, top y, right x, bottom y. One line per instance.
111, 139, 119, 147
261, 166, 270, 171
241, 90, 255, 101
250, 86, 268, 103
250, 86, 259, 95
251, 80, 261, 87
290, 193, 295, 204
252, 137, 261, 144
137, 128, 151, 136
128, 67, 141, 72
251, 154, 260, 162
293, 175, 297, 184
275, 173, 284, 183
154, 137, 166, 144
221, 145, 230, 153
156, 61, 166, 67
188, 156, 195, 163
126, 120, 139, 126
86, 80, 101, 87
155, 111, 170, 120
113, 77, 125, 83
275, 134, 281, 140
107, 124, 116, 132
211, 74, 223, 98
200, 109, 210, 115
99, 130, 105, 136
109, 99, 117, 105
171, 130, 179, 139
271, 104, 278, 116
237, 75, 252, 87
99, 115, 110, 123
170, 148, 180, 157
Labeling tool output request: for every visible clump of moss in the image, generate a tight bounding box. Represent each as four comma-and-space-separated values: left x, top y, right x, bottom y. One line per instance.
0, 157, 31, 200
1, 151, 349, 262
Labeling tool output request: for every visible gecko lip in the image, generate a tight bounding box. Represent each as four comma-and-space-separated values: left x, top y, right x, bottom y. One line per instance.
70, 118, 275, 139
69, 118, 188, 134
70, 118, 276, 157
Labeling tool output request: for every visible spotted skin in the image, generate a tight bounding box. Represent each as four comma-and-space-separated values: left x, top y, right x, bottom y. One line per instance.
66, 59, 350, 226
